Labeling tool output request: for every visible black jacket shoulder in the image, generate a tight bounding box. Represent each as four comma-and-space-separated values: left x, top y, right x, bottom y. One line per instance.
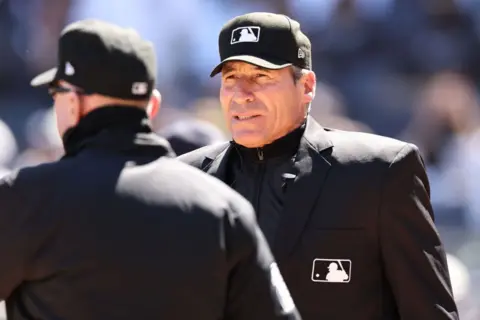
325, 128, 415, 165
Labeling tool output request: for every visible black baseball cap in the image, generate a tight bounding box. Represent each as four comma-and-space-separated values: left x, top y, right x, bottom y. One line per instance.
30, 19, 156, 101
210, 12, 312, 77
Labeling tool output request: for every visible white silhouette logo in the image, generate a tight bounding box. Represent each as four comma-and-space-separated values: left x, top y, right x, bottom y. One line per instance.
230, 26, 260, 44
311, 258, 351, 283
65, 62, 75, 76
131, 82, 148, 95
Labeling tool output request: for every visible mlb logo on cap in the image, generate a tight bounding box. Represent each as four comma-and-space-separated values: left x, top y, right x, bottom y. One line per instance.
230, 26, 260, 44
311, 258, 352, 283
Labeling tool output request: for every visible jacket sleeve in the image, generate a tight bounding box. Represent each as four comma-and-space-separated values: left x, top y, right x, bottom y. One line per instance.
223, 198, 302, 320
0, 173, 29, 300
379, 143, 459, 319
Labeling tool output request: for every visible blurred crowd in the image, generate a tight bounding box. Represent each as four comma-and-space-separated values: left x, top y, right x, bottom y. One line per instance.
1, 0, 480, 318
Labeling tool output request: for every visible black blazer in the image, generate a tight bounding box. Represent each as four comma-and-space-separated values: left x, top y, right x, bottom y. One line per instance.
179, 116, 459, 320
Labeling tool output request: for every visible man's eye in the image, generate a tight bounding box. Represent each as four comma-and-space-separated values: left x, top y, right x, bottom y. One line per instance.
254, 73, 272, 80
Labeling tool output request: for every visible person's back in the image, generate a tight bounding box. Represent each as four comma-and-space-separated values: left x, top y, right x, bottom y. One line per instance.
0, 19, 301, 320
2, 144, 296, 319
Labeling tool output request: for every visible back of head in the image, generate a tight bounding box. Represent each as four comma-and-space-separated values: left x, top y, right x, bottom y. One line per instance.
31, 19, 157, 102
30, 19, 161, 139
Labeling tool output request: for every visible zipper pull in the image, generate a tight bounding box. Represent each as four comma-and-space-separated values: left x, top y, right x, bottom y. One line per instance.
257, 149, 264, 161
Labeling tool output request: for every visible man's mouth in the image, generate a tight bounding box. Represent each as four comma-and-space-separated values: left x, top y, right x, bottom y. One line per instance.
234, 115, 260, 120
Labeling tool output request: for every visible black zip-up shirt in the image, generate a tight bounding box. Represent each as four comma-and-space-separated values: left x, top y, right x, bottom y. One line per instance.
228, 125, 305, 246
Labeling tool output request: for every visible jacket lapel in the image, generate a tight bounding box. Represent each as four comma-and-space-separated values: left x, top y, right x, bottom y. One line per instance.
202, 142, 232, 182
273, 117, 333, 262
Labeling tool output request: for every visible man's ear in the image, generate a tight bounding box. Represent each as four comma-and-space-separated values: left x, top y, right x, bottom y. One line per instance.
146, 89, 161, 119
300, 70, 316, 105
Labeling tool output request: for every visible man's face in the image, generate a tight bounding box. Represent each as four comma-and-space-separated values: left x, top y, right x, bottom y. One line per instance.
220, 61, 314, 148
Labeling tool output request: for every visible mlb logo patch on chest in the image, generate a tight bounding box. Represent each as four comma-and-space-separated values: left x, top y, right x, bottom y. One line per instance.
311, 258, 352, 283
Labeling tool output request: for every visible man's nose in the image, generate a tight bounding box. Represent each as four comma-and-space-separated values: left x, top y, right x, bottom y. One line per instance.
232, 81, 254, 105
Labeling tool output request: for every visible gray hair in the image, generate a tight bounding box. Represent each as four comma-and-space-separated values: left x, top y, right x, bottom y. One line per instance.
291, 66, 308, 83
291, 66, 314, 115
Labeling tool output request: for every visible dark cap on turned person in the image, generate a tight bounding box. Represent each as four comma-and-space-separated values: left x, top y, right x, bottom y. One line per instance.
30, 19, 156, 101
210, 12, 312, 77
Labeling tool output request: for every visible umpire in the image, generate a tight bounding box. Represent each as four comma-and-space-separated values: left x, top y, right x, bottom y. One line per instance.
0, 19, 301, 320
179, 12, 459, 319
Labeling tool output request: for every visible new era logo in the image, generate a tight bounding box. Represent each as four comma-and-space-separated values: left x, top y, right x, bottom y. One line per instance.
65, 62, 75, 76
311, 258, 351, 283
298, 48, 305, 59
230, 26, 260, 44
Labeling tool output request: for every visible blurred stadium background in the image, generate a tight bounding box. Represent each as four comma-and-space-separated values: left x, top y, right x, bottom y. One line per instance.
1, 0, 480, 318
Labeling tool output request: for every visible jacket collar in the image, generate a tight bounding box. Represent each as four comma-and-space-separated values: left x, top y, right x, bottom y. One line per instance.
202, 116, 333, 177
61, 105, 174, 159
300, 115, 334, 153
232, 122, 306, 162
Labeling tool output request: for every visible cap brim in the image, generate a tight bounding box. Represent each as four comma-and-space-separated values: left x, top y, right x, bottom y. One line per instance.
30, 68, 58, 87
210, 55, 292, 77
